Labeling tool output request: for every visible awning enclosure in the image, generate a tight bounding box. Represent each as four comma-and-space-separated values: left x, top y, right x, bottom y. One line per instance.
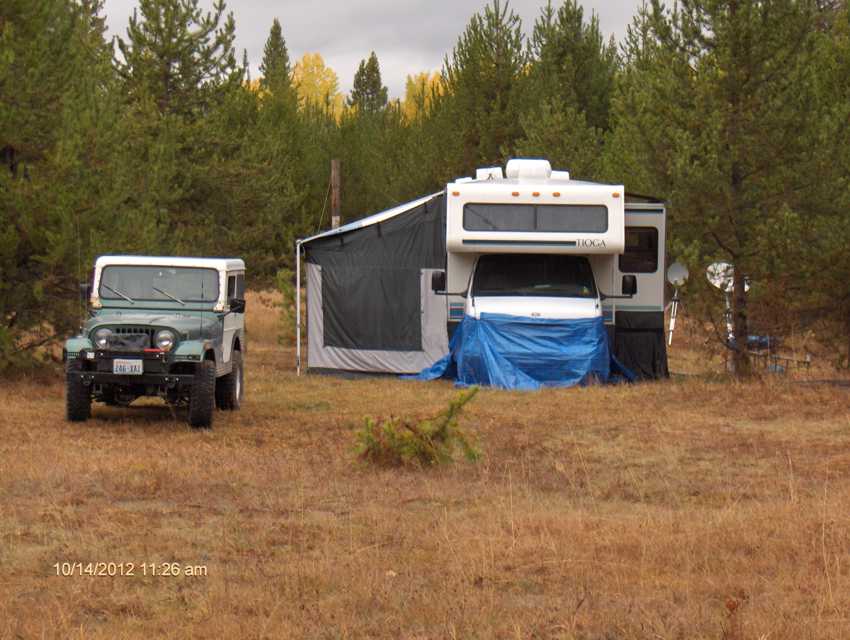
297, 193, 448, 374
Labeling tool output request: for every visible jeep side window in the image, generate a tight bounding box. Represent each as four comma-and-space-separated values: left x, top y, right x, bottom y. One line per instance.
235, 274, 245, 298
227, 275, 236, 299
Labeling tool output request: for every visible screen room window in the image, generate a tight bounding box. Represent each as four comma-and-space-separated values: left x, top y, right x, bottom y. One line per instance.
619, 227, 659, 273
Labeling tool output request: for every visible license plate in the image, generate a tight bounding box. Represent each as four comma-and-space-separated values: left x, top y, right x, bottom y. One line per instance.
113, 359, 143, 375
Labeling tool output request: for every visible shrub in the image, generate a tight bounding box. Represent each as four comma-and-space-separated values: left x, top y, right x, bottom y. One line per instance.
275, 268, 296, 346
355, 388, 481, 467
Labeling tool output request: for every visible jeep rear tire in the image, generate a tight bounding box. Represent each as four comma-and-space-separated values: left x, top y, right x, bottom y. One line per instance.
188, 360, 216, 428
215, 350, 243, 410
66, 360, 91, 422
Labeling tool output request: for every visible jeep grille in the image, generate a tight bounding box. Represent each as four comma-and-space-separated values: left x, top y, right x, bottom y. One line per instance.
108, 327, 155, 350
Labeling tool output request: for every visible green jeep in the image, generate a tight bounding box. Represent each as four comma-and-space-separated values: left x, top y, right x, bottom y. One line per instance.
64, 256, 246, 428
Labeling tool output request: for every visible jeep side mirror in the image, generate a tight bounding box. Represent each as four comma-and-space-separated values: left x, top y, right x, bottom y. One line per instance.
431, 270, 446, 293
229, 298, 246, 314
622, 275, 637, 296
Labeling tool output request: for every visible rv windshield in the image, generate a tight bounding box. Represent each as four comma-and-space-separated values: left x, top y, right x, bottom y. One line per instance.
99, 266, 219, 303
473, 254, 597, 298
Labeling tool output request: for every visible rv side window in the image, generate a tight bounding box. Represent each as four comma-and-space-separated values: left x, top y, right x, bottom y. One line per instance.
463, 203, 608, 233
536, 205, 608, 232
464, 204, 535, 231
619, 227, 658, 273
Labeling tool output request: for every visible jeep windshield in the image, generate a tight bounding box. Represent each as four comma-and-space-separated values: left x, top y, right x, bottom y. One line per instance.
99, 266, 219, 303
472, 254, 597, 298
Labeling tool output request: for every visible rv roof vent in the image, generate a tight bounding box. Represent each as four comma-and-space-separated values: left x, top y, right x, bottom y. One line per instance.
505, 158, 552, 181
476, 167, 504, 181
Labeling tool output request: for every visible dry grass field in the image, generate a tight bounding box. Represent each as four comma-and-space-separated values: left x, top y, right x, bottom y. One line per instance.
2, 293, 850, 639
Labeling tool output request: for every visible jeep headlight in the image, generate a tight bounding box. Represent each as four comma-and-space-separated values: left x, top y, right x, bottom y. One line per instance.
93, 327, 112, 349
155, 329, 176, 351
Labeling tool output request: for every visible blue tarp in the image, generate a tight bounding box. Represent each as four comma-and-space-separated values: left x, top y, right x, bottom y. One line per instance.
408, 313, 634, 390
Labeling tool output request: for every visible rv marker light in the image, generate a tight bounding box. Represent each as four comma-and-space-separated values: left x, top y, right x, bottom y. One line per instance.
553, 192, 561, 197
532, 192, 540, 197
511, 191, 520, 197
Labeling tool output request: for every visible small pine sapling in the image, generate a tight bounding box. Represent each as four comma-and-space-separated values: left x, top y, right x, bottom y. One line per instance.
355, 388, 480, 467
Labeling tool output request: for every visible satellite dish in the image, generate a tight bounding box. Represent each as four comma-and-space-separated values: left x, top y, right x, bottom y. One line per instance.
706, 262, 734, 293
706, 262, 749, 293
666, 262, 689, 287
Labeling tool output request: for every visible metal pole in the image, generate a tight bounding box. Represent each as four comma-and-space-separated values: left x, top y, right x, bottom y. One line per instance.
331, 159, 341, 229
667, 289, 679, 346
296, 240, 302, 376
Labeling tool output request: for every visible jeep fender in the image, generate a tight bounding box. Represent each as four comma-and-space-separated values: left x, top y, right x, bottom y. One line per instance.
231, 331, 245, 356
173, 340, 214, 360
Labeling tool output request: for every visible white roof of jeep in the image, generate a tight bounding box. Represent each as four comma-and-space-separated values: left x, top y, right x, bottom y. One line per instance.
95, 255, 245, 271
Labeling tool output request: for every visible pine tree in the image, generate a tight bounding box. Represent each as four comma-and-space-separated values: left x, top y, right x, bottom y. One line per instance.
0, 0, 120, 369
611, 0, 824, 376
526, 1, 619, 132
515, 0, 618, 180
259, 18, 294, 101
440, 0, 527, 175
514, 102, 601, 179
764, 3, 850, 364
348, 52, 388, 114
115, 0, 242, 118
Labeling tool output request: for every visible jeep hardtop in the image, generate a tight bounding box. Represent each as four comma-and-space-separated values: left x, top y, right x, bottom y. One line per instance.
64, 256, 246, 428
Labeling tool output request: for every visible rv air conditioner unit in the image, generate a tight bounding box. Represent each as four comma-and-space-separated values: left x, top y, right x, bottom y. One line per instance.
505, 158, 552, 181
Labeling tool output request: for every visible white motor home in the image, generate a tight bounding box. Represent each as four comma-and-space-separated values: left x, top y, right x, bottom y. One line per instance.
297, 159, 668, 379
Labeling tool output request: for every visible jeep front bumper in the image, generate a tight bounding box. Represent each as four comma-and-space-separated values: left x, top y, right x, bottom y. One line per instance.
70, 350, 196, 388
73, 372, 194, 388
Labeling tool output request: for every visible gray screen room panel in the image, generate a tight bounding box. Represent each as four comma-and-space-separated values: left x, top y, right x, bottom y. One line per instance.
321, 266, 422, 351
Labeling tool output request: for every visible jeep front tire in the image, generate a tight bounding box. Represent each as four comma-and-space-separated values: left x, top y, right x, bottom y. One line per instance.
215, 350, 243, 411
188, 360, 216, 428
66, 360, 91, 422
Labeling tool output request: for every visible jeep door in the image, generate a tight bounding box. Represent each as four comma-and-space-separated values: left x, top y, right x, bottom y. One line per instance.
222, 271, 244, 366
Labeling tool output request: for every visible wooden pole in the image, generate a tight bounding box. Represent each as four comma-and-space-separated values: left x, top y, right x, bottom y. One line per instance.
331, 159, 341, 229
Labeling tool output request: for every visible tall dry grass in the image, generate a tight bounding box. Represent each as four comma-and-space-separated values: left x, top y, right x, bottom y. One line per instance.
1, 293, 849, 638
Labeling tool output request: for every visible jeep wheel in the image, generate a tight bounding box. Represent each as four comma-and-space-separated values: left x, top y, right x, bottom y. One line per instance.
215, 351, 243, 411
188, 360, 216, 428
66, 360, 91, 422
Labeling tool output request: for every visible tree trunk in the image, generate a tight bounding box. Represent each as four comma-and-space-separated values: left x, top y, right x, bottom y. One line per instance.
846, 311, 850, 369
730, 268, 751, 377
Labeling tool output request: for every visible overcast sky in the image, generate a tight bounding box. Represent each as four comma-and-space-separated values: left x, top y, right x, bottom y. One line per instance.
102, 0, 642, 98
